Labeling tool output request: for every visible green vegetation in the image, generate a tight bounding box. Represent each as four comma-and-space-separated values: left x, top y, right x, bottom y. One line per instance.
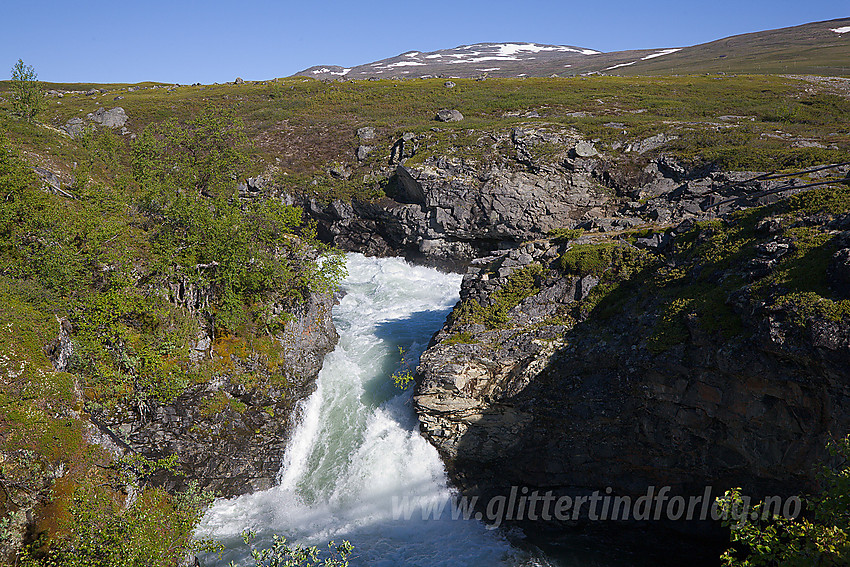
391, 346, 415, 389
556, 241, 655, 322
1, 74, 847, 186
719, 436, 850, 566
559, 242, 622, 276
229, 531, 352, 567
0, 97, 345, 564
0, 67, 848, 565
9, 60, 46, 123
548, 228, 584, 243
452, 264, 544, 329
20, 483, 214, 567
443, 331, 478, 345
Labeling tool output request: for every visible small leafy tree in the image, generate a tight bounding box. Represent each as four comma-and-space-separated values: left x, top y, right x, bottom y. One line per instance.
132, 105, 249, 198
719, 436, 850, 566
10, 59, 46, 122
132, 108, 346, 335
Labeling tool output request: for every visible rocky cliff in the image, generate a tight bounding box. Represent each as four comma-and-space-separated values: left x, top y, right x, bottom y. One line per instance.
301, 124, 784, 270
303, 126, 610, 268
413, 188, 850, 532
287, 113, 850, 535
301, 121, 841, 269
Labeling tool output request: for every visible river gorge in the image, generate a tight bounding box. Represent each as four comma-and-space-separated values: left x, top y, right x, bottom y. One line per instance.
199, 254, 539, 565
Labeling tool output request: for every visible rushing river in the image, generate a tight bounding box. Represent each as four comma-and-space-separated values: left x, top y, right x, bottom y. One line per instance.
198, 253, 552, 566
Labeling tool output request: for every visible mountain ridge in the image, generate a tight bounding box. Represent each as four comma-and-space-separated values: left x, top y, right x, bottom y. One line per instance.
296, 17, 850, 79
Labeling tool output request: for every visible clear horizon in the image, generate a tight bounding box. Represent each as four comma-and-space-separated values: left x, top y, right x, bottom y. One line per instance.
2, 0, 848, 84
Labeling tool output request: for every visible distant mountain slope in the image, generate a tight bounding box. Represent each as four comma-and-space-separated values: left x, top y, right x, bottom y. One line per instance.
610, 17, 850, 76
298, 42, 605, 80
296, 17, 850, 79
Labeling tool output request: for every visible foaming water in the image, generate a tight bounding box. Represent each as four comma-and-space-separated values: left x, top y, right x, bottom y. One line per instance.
198, 254, 541, 566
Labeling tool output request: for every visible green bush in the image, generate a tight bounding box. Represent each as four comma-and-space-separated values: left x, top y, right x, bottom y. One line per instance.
719, 437, 850, 567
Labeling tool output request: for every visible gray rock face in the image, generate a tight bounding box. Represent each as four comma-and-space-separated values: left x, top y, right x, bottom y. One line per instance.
414, 218, 850, 534
436, 109, 464, 122
309, 156, 611, 267
93, 289, 338, 497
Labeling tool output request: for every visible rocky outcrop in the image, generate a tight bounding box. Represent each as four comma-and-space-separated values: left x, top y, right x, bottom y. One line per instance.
92, 289, 338, 497
63, 107, 129, 138
312, 162, 609, 268
299, 124, 846, 270
414, 208, 850, 533
304, 127, 619, 268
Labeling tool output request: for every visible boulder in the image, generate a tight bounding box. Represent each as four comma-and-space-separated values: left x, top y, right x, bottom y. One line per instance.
626, 133, 678, 154
86, 107, 128, 129
328, 163, 351, 180
390, 132, 418, 164
443, 81, 456, 89
63, 117, 85, 138
573, 140, 598, 158
357, 126, 376, 140
435, 109, 464, 122
356, 145, 374, 161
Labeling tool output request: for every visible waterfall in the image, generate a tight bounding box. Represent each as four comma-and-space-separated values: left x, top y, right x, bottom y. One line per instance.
197, 254, 548, 566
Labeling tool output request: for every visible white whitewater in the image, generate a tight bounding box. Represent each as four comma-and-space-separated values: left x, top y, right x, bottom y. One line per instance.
198, 254, 546, 566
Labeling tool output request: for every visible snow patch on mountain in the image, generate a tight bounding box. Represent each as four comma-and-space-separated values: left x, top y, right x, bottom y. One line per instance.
830, 26, 850, 34
604, 61, 636, 71
641, 48, 682, 60
493, 43, 600, 56
385, 61, 426, 68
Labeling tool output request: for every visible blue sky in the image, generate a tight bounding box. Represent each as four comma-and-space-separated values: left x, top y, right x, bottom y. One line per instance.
2, 1, 847, 84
